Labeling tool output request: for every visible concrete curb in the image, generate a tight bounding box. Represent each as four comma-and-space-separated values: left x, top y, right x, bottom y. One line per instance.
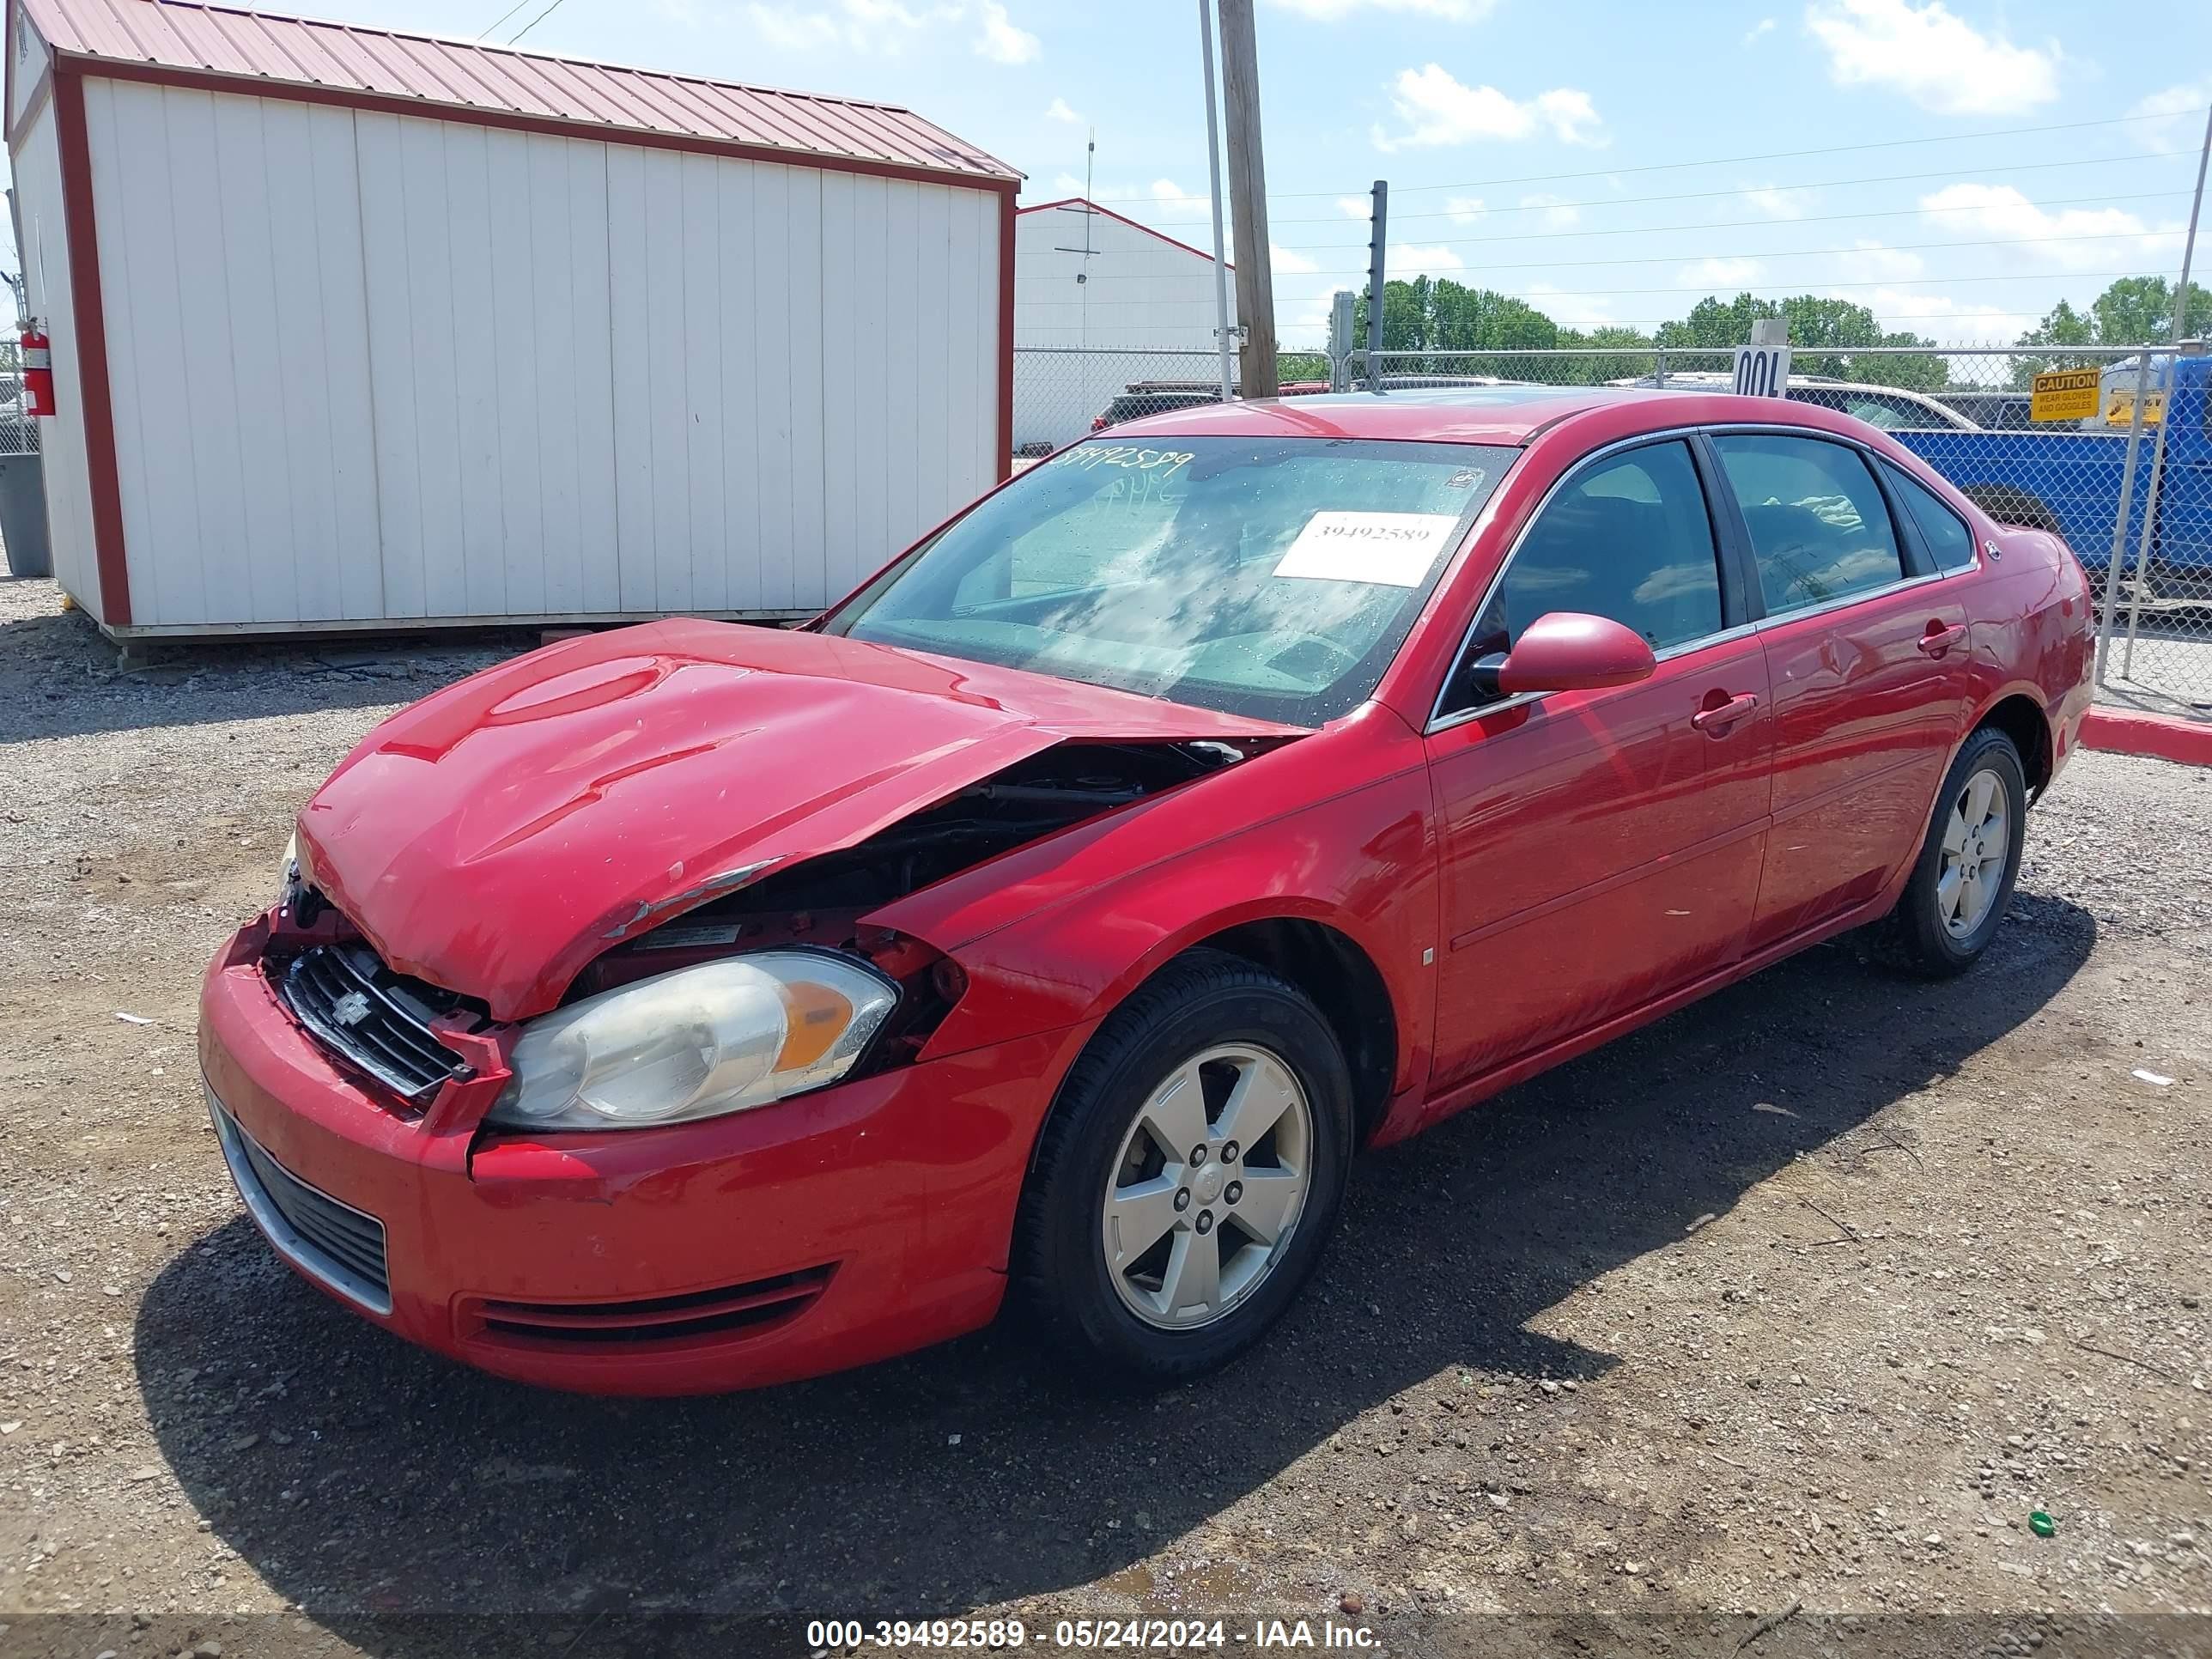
2080, 708, 2212, 768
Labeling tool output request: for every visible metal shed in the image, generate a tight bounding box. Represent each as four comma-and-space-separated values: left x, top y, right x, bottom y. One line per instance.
3, 0, 1019, 638
1012, 197, 1228, 453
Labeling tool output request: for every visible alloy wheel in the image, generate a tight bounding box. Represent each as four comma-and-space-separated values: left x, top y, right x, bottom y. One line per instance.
1098, 1044, 1314, 1330
1938, 766, 2010, 937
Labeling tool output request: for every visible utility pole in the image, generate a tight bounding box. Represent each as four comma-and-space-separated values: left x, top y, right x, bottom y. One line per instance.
1365, 179, 1388, 390
1217, 0, 1277, 398
1196, 0, 1236, 402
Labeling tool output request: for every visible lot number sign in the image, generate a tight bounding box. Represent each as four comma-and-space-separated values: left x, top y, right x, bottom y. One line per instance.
2030, 368, 2101, 424
1732, 341, 1792, 398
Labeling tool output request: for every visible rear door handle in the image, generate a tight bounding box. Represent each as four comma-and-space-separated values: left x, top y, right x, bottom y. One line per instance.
1691, 691, 1759, 732
1917, 622, 1968, 657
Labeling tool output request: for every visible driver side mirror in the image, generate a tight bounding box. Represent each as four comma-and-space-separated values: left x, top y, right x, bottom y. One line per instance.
1466, 611, 1658, 700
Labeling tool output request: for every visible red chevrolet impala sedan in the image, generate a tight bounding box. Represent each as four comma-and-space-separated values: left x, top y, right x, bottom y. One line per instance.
199, 387, 2093, 1395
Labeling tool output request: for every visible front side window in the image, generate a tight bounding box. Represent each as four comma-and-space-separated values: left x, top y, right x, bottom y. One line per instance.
823, 436, 1515, 725
1711, 434, 1905, 616
1441, 441, 1724, 716
1883, 462, 1977, 572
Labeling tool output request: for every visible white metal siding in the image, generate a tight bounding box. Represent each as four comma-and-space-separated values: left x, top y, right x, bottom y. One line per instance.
1014, 204, 1222, 349
77, 78, 1002, 629
9, 100, 99, 615
7, 6, 48, 134
1012, 204, 1224, 452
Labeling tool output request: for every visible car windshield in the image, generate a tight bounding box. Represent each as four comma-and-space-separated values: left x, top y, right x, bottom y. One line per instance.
823, 435, 1515, 724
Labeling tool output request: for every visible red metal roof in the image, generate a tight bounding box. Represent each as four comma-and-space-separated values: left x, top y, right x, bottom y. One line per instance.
17, 0, 1020, 185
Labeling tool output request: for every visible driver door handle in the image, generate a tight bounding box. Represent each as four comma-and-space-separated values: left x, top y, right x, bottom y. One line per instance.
1691, 691, 1759, 733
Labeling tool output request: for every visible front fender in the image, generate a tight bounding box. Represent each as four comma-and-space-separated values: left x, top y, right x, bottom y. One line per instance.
872, 706, 1440, 1098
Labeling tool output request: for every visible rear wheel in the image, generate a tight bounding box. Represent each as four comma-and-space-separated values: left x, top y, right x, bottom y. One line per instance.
1012, 949, 1353, 1385
1874, 726, 2027, 975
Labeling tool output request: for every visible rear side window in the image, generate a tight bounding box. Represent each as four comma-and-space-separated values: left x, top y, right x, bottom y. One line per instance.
1467, 439, 1724, 665
1883, 463, 1977, 572
1711, 434, 1905, 615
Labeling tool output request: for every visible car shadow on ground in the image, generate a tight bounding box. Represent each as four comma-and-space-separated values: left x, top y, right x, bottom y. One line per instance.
132, 892, 2095, 1655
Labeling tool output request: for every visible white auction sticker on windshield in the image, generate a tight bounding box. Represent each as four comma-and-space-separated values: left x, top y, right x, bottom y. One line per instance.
1271, 512, 1462, 587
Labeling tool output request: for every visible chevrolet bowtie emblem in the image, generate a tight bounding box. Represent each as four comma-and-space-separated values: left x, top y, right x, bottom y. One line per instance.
330, 990, 373, 1028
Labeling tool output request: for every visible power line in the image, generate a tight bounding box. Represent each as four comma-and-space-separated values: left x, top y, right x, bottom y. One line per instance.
507, 0, 570, 44
1133, 146, 2201, 228
1212, 188, 2192, 256
1046, 226, 2196, 280
1034, 268, 2172, 300
1064, 108, 2195, 213
477, 0, 536, 35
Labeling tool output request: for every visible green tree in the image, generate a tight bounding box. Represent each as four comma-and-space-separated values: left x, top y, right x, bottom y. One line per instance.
1353, 276, 1561, 369
2090, 275, 2212, 346
1554, 325, 1657, 384
1655, 293, 1948, 389
2010, 277, 2212, 386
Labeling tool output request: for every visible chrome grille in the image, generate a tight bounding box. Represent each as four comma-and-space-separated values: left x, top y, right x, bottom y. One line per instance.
277, 943, 472, 1105
209, 1097, 392, 1315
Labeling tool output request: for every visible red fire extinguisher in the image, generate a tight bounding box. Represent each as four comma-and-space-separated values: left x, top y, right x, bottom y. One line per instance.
21, 325, 53, 417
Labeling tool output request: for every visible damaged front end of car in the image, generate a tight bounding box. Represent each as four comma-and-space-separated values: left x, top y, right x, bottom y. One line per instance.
268, 729, 1290, 1137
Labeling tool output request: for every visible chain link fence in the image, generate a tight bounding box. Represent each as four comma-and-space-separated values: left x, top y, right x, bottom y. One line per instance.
0, 338, 38, 456
1338, 342, 2212, 720
1011, 347, 1333, 459
1008, 337, 2210, 719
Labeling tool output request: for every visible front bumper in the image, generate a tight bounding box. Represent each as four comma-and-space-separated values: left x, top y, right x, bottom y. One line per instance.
198, 915, 1092, 1395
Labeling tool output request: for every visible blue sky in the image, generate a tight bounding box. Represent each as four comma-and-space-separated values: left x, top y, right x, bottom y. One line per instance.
14, 0, 2212, 348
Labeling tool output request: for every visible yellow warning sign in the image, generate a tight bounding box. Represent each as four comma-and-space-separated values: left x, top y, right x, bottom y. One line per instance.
2106, 386, 2166, 428
2030, 368, 2101, 423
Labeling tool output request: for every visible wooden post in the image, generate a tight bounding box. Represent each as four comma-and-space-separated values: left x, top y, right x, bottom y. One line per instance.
1218, 0, 1277, 398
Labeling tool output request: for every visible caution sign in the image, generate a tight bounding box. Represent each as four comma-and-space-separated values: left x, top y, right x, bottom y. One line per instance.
2030, 368, 2100, 423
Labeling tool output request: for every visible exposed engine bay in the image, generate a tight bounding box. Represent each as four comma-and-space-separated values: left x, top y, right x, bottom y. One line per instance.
567, 738, 1267, 1010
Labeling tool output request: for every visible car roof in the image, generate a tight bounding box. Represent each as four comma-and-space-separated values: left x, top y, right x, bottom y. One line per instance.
1098, 384, 1839, 447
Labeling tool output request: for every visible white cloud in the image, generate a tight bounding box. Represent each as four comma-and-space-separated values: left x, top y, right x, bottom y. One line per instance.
1523, 282, 1615, 325
2130, 82, 2209, 149
1371, 64, 1605, 151
1835, 288, 2020, 341
1268, 0, 1496, 17
1388, 244, 1467, 275
1045, 96, 1082, 125
1918, 182, 2180, 269
1337, 196, 1376, 221
1150, 178, 1212, 217
1520, 191, 1580, 229
757, 0, 1038, 62
1742, 183, 1817, 219
1743, 15, 1777, 42
1273, 245, 1320, 274
1803, 0, 2060, 116
1679, 257, 1766, 289
974, 1, 1039, 63
747, 0, 957, 53
1445, 196, 1486, 225
1832, 239, 1924, 282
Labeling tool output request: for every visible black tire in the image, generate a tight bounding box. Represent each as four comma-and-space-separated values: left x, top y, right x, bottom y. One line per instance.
1872, 726, 2028, 975
1012, 948, 1354, 1386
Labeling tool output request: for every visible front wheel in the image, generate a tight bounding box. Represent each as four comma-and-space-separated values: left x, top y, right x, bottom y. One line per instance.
1012, 949, 1353, 1385
1875, 726, 2028, 975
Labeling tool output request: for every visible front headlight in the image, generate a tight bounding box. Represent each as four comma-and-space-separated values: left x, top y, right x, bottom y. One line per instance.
486, 951, 900, 1133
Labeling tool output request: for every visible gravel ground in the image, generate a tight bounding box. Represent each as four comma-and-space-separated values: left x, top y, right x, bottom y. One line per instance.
3, 572, 2210, 1659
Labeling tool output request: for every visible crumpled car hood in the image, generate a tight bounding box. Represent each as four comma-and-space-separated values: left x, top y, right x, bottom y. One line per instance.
297, 618, 1304, 1020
